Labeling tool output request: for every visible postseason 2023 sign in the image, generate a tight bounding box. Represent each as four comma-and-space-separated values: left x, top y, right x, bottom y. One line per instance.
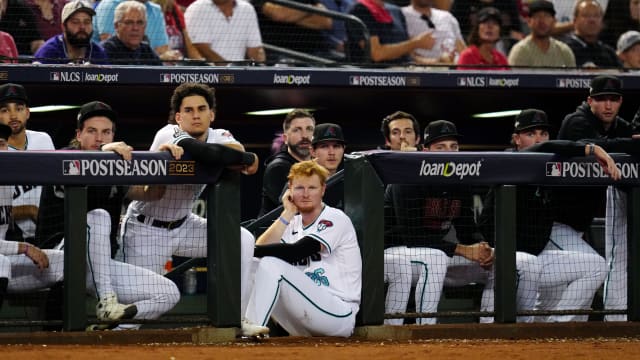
353, 151, 640, 186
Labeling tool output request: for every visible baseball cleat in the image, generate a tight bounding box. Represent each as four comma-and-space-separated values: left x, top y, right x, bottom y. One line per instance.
241, 319, 270, 337
96, 293, 138, 321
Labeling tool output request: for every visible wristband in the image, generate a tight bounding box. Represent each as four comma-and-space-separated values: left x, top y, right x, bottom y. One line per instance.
588, 144, 595, 156
279, 216, 290, 226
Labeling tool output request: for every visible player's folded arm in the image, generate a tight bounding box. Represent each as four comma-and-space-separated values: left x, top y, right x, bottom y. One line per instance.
253, 236, 322, 263
175, 137, 255, 167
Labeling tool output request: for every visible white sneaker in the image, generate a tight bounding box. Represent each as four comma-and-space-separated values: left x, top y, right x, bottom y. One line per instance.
96, 293, 137, 321
241, 319, 269, 337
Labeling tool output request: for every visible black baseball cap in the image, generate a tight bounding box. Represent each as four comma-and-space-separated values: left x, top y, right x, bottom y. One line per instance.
514, 109, 550, 132
77, 101, 117, 128
0, 83, 28, 105
589, 75, 623, 97
0, 123, 11, 141
423, 120, 462, 146
477, 7, 502, 25
312, 123, 345, 146
528, 0, 555, 16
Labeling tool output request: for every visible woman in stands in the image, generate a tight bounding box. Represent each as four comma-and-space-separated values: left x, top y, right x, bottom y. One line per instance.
456, 6, 509, 70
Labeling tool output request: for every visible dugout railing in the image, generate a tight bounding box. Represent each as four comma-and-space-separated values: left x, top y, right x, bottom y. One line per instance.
0, 150, 242, 331
345, 150, 640, 324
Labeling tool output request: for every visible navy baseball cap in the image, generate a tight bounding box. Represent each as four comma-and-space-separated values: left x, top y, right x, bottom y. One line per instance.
312, 123, 345, 145
514, 109, 550, 132
528, 0, 555, 16
589, 75, 622, 97
77, 101, 117, 128
477, 7, 502, 25
0, 123, 11, 140
0, 83, 28, 105
423, 120, 462, 146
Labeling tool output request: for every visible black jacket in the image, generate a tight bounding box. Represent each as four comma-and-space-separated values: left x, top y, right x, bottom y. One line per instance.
556, 102, 633, 233
258, 149, 298, 217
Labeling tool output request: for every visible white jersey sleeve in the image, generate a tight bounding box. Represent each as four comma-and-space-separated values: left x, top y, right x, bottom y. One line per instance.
149, 124, 240, 151
0, 186, 18, 255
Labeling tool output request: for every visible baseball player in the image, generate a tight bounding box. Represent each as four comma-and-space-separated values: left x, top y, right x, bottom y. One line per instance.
244, 160, 361, 337
38, 102, 182, 330
0, 123, 65, 305
120, 83, 259, 316
557, 76, 633, 321
385, 120, 507, 325
0, 83, 54, 243
380, 111, 422, 151
482, 109, 619, 322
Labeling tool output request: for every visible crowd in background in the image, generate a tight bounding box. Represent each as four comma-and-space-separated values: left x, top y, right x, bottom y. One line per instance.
0, 0, 639, 68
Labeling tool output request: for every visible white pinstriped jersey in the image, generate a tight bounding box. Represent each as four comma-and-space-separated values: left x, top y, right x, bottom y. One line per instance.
128, 124, 240, 221
281, 205, 362, 304
0, 185, 19, 255
9, 130, 54, 239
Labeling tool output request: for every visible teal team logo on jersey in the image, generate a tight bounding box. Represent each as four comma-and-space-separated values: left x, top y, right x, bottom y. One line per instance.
306, 268, 329, 287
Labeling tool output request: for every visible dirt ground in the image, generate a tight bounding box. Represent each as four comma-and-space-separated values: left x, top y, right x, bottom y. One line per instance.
2, 337, 640, 360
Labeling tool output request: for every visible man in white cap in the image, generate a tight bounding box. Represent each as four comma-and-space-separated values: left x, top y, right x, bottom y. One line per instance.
34, 0, 109, 64
617, 30, 640, 70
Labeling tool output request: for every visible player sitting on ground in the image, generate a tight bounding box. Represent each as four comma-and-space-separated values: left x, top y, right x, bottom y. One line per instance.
244, 160, 362, 337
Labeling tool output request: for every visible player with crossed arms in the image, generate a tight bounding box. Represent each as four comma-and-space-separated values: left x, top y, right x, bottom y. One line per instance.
243, 160, 362, 337
120, 83, 259, 318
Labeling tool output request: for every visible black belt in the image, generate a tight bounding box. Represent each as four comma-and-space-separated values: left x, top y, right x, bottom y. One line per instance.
136, 214, 187, 230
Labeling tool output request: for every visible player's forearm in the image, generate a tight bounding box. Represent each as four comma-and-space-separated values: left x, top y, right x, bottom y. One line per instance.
11, 205, 38, 221
256, 212, 293, 245
176, 138, 255, 167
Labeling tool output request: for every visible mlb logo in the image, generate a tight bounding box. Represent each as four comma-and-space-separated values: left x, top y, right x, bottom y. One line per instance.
62, 160, 81, 175
457, 77, 466, 86
349, 76, 360, 85
160, 74, 171, 83
557, 79, 566, 88
546, 162, 562, 177
50, 72, 60, 81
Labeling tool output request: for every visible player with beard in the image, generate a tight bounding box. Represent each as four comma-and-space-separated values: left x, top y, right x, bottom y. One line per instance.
258, 109, 315, 216
34, 0, 109, 64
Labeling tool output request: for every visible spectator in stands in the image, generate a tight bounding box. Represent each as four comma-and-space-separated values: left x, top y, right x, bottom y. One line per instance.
508, 0, 576, 68
401, 0, 465, 65
94, 0, 181, 61
255, 0, 332, 62
346, 0, 435, 64
557, 75, 634, 322
318, 0, 353, 59
0, 31, 18, 62
380, 111, 421, 151
34, 0, 110, 64
450, 0, 523, 54
259, 109, 315, 216
384, 120, 500, 325
617, 30, 640, 70
563, 0, 619, 69
457, 6, 509, 70
25, 0, 66, 40
549, 0, 576, 40
102, 1, 162, 65
152, 0, 202, 60
0, 83, 54, 244
601, 0, 640, 49
185, 0, 265, 64
0, 0, 44, 55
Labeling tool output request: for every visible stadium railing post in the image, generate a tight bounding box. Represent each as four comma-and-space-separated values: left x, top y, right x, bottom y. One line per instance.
207, 170, 241, 327
494, 185, 517, 323
344, 155, 385, 325
63, 185, 87, 331
628, 187, 640, 321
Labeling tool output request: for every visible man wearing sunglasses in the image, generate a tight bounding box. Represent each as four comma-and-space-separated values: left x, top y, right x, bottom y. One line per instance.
557, 75, 634, 321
